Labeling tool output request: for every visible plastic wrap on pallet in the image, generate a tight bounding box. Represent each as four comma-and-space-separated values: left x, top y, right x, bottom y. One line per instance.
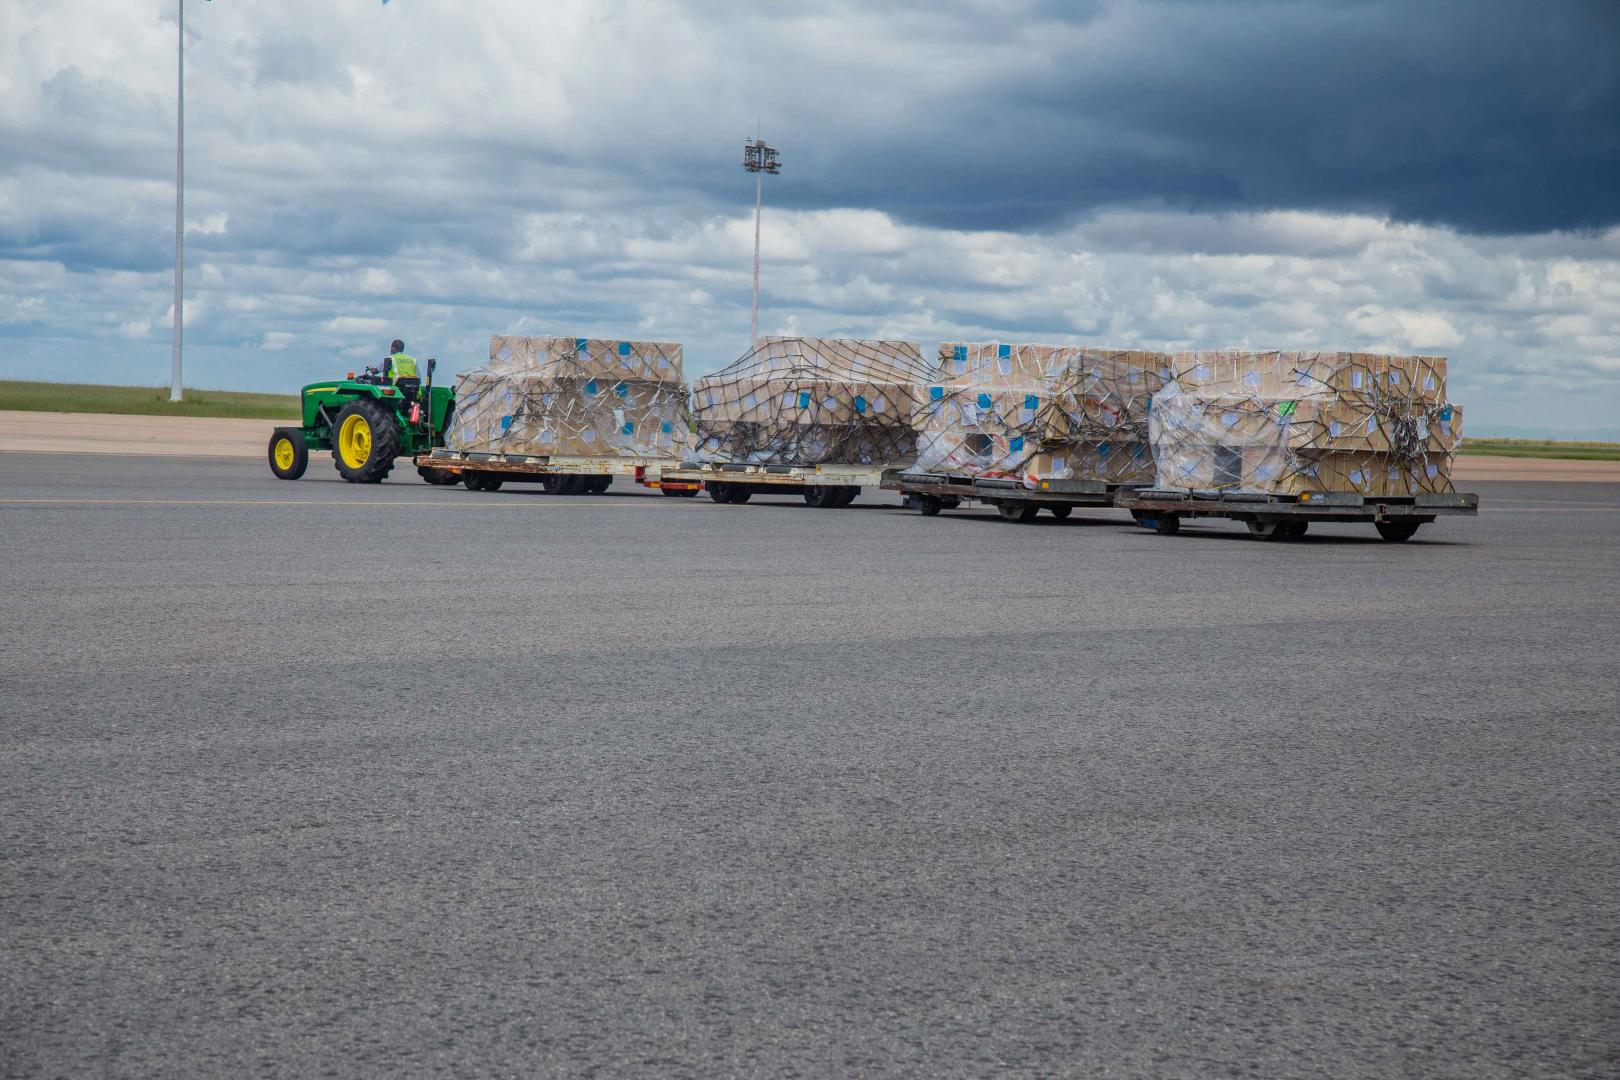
915, 343, 1168, 485
1148, 350, 1461, 496
689, 337, 931, 466
448, 336, 690, 458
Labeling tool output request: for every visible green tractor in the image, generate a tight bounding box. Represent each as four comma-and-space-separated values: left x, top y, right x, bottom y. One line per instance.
267, 358, 458, 484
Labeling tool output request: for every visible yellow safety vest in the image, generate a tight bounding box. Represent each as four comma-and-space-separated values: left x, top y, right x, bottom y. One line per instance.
389, 352, 419, 380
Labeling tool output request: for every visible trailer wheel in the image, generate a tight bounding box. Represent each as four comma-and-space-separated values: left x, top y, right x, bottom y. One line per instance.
708, 482, 732, 504
1144, 513, 1180, 535
661, 486, 696, 498
1047, 504, 1072, 521
803, 485, 836, 508
940, 497, 961, 510
417, 466, 459, 486
997, 502, 1038, 523
268, 428, 308, 480
835, 486, 860, 507
464, 472, 503, 492
590, 476, 613, 494
915, 494, 943, 516
1246, 520, 1284, 541
1376, 520, 1421, 542
1283, 521, 1309, 540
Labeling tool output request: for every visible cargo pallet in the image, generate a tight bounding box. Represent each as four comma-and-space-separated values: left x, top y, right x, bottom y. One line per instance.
1115, 488, 1479, 542
658, 461, 894, 507
882, 470, 1133, 523
414, 449, 695, 496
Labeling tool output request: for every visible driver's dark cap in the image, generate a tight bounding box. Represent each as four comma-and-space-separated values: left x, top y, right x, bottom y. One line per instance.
390, 339, 404, 353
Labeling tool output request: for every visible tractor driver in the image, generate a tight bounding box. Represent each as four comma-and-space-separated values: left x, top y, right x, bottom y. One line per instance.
386, 339, 419, 383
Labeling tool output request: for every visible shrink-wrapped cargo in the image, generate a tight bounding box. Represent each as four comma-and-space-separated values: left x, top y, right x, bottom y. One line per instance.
1148, 350, 1460, 496
690, 337, 931, 466
448, 336, 690, 458
915, 343, 1168, 484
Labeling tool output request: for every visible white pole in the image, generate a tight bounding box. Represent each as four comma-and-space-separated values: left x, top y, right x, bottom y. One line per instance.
170, 0, 184, 402
751, 167, 762, 345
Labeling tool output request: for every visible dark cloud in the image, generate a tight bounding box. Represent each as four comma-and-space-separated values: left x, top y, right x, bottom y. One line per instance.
657, 0, 1620, 235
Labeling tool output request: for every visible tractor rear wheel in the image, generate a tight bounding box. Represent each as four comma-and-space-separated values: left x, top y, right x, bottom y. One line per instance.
269, 428, 308, 480
332, 398, 398, 483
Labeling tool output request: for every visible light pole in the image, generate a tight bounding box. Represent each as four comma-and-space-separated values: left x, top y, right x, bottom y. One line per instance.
741, 138, 781, 345
170, 0, 187, 402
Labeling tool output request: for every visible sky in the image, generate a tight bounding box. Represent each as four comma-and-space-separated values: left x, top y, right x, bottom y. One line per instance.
2, 0, 1618, 437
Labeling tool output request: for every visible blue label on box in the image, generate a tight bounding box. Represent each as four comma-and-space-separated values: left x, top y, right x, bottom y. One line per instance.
854, 395, 867, 414
614, 382, 627, 397
1440, 405, 1453, 420
1009, 435, 1024, 453
575, 338, 588, 352
977, 393, 993, 409
998, 344, 1011, 359
622, 421, 634, 435
1098, 442, 1110, 458
585, 380, 598, 395
798, 391, 811, 408
930, 385, 944, 401
500, 415, 512, 431
1024, 394, 1039, 410
661, 422, 672, 434
953, 345, 967, 363
618, 341, 631, 356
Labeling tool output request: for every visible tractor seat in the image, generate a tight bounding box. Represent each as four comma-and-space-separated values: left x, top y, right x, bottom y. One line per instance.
393, 377, 422, 401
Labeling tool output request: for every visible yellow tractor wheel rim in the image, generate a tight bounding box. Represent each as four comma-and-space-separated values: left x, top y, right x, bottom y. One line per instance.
338, 414, 372, 469
273, 437, 296, 470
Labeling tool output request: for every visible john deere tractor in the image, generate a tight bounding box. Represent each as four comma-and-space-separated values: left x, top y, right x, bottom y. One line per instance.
267, 358, 457, 484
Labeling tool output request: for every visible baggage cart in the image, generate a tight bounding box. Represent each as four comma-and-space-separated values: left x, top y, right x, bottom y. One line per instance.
1115, 488, 1479, 541
882, 470, 1136, 522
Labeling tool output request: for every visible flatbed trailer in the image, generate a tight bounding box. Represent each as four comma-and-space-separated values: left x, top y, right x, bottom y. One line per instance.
1115, 488, 1479, 542
657, 461, 896, 507
413, 449, 694, 495
882, 470, 1134, 522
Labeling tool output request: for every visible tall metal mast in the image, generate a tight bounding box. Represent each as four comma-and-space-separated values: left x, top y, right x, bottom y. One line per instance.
171, 0, 186, 402
741, 138, 781, 345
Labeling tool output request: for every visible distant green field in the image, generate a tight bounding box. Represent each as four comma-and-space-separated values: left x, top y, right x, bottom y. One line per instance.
1459, 438, 1620, 461
0, 380, 299, 420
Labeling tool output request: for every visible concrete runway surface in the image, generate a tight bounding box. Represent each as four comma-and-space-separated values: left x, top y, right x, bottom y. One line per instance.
2, 453, 1617, 1077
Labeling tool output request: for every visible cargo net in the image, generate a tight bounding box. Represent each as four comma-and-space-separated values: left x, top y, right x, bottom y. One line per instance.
689, 337, 932, 466
915, 343, 1169, 484
448, 336, 691, 459
1148, 350, 1461, 496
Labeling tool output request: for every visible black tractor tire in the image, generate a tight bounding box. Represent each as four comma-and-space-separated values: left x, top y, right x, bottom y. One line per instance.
1047, 504, 1072, 521
997, 502, 1039, 523
332, 398, 399, 483
1376, 520, 1421, 542
417, 466, 460, 486
268, 428, 308, 480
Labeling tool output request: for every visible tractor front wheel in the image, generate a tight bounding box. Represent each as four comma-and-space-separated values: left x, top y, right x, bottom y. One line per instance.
332, 399, 399, 483
268, 428, 308, 480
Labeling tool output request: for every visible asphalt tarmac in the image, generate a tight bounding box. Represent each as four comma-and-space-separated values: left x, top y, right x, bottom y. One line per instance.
3, 453, 1617, 1077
